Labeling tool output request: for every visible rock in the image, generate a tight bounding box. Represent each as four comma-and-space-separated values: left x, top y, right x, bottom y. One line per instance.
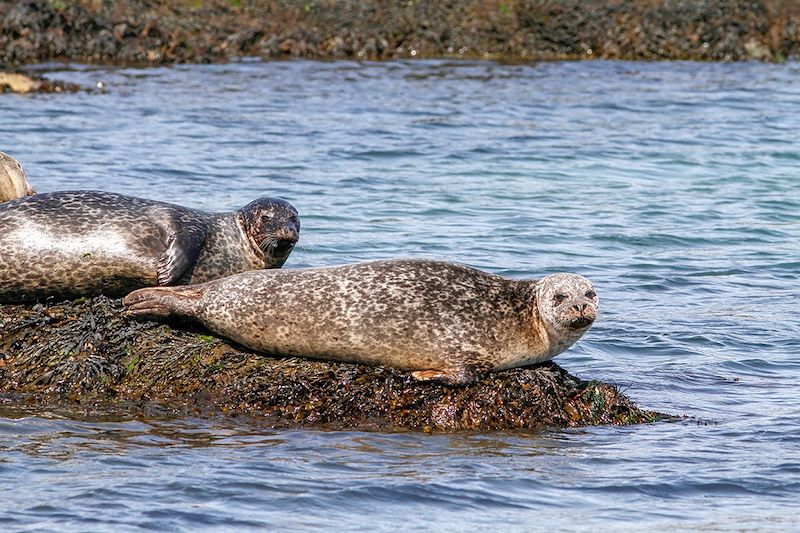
744, 37, 773, 60
0, 72, 41, 93
0, 0, 797, 65
0, 297, 667, 431
0, 70, 81, 94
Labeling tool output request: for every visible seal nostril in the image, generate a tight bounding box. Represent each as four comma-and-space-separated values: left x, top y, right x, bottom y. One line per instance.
274, 239, 295, 254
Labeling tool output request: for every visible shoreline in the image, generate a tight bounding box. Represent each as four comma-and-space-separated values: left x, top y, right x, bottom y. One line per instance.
1, 1, 797, 68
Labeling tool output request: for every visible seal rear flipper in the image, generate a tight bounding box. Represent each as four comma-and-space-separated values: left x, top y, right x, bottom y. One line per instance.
157, 227, 206, 285
123, 285, 207, 321
411, 364, 481, 387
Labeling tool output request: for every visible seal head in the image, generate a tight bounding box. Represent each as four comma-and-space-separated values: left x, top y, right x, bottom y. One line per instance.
0, 151, 36, 202
535, 272, 598, 353
239, 198, 300, 269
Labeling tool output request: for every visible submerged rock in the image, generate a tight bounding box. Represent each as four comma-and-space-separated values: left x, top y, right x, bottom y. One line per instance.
0, 297, 665, 431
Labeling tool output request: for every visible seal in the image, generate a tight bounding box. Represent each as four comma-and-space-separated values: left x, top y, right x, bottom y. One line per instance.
0, 190, 300, 303
0, 151, 36, 202
123, 259, 598, 386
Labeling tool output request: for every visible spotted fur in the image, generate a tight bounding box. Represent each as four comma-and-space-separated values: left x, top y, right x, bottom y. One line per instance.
124, 259, 598, 386
0, 191, 300, 303
0, 151, 36, 203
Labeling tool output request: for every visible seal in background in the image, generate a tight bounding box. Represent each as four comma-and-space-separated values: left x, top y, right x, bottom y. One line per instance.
0, 151, 36, 202
0, 191, 300, 302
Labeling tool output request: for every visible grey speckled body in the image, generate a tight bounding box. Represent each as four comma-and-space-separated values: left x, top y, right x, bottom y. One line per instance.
124, 259, 598, 385
0, 191, 299, 303
0, 151, 36, 202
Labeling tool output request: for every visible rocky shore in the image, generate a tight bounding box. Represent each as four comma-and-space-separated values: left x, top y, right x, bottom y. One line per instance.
0, 297, 665, 431
0, 0, 797, 67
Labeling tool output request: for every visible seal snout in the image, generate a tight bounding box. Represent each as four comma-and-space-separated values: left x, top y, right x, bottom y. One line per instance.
274, 236, 297, 255
568, 314, 595, 330
568, 300, 597, 330
269, 227, 299, 256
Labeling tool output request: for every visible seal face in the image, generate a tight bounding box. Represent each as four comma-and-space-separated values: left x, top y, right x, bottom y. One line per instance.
237, 197, 300, 269
123, 259, 597, 386
0, 151, 36, 202
0, 191, 299, 303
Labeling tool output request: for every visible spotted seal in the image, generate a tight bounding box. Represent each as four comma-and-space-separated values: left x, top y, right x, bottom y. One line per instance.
0, 151, 36, 202
0, 191, 300, 303
124, 259, 597, 386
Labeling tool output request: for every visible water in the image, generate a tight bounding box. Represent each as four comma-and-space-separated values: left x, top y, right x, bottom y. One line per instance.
1, 59, 799, 531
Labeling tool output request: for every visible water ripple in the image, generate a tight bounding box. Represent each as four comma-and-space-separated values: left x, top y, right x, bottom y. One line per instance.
1, 59, 799, 531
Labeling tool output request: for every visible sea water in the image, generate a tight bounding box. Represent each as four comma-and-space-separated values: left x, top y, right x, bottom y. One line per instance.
0, 59, 798, 531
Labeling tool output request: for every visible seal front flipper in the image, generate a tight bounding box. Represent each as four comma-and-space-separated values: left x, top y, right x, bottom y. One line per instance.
411, 363, 481, 387
157, 227, 206, 285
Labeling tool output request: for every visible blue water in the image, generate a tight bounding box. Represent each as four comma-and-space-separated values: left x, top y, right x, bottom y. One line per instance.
1, 59, 799, 531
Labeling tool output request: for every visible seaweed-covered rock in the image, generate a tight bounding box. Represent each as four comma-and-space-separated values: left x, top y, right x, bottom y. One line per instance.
0, 0, 798, 65
0, 297, 665, 431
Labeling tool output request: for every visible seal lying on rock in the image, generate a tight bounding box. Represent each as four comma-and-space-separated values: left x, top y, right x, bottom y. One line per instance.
0, 151, 36, 202
0, 191, 300, 303
124, 259, 598, 386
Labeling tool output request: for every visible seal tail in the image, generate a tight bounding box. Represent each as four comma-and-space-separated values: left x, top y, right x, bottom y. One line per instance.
123, 285, 207, 321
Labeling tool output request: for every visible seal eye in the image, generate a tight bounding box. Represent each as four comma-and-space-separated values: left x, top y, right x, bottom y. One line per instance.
585, 290, 596, 299
553, 293, 567, 305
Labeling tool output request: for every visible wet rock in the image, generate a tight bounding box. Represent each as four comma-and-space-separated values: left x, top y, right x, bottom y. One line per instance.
0, 71, 40, 93
0, 70, 80, 94
0, 296, 666, 431
744, 37, 772, 60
